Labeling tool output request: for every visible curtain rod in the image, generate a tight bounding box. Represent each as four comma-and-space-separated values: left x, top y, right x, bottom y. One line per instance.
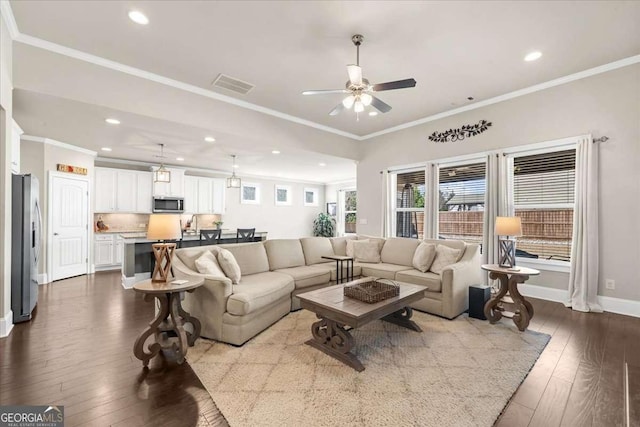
593, 136, 609, 143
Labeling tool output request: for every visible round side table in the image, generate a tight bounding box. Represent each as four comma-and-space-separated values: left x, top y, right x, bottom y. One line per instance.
132, 278, 204, 367
481, 264, 540, 331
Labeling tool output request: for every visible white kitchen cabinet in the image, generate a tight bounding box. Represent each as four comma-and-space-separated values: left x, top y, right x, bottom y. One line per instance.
94, 235, 115, 267
11, 120, 23, 173
212, 178, 226, 214
136, 171, 153, 213
184, 176, 198, 213
152, 167, 185, 197
197, 177, 213, 213
95, 168, 117, 212
115, 170, 137, 212
115, 236, 124, 264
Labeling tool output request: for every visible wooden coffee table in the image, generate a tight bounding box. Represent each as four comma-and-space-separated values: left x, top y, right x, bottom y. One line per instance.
297, 280, 427, 371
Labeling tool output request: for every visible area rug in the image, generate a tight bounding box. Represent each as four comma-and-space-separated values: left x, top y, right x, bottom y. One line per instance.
187, 309, 549, 427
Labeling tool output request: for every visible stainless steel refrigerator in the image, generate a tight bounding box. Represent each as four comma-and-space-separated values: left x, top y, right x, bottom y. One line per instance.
11, 174, 42, 323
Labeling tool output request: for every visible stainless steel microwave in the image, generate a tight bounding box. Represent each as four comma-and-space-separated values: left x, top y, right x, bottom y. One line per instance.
152, 197, 184, 213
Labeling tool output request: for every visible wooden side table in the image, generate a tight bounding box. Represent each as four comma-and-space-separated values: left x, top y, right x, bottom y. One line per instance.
481, 264, 540, 332
133, 278, 204, 367
321, 255, 354, 284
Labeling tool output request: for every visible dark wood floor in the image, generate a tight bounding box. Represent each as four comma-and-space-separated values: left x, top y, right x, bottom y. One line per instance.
1, 271, 638, 427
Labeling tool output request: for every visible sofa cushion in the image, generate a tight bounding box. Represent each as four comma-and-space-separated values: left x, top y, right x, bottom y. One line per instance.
264, 239, 306, 270
395, 269, 442, 293
275, 265, 331, 289
330, 235, 357, 256
175, 246, 220, 271
217, 248, 242, 284
218, 242, 270, 275
226, 272, 294, 316
300, 237, 334, 265
412, 242, 437, 273
380, 237, 421, 266
357, 234, 386, 252
194, 251, 225, 277
358, 263, 413, 280
430, 245, 463, 274
353, 241, 381, 263
424, 239, 466, 253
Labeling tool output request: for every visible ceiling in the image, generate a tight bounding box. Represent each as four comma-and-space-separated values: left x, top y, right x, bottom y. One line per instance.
6, 1, 640, 181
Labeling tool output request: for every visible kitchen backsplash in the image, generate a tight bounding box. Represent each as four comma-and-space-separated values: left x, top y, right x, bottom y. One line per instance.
94, 213, 222, 232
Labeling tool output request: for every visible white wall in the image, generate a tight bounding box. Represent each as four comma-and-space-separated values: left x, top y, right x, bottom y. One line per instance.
357, 64, 640, 302
0, 13, 14, 335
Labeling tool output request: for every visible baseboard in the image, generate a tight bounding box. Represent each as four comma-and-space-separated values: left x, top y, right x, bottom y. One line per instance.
519, 283, 639, 318
121, 272, 150, 289
0, 310, 14, 338
37, 273, 48, 285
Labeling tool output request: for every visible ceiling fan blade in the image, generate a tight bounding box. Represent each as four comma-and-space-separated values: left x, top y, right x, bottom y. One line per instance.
329, 103, 345, 116
302, 89, 349, 95
372, 78, 417, 92
347, 65, 362, 86
370, 95, 392, 113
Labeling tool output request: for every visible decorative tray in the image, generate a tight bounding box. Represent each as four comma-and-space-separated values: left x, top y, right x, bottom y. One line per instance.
344, 278, 399, 304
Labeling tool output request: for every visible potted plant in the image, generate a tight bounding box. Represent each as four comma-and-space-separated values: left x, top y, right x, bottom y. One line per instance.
313, 212, 335, 237
214, 221, 223, 230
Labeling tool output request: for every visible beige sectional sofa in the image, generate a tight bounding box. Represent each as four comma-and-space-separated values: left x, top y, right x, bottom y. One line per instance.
172, 236, 481, 345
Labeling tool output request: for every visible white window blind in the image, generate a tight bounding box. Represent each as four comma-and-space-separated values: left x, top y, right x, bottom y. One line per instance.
394, 170, 425, 239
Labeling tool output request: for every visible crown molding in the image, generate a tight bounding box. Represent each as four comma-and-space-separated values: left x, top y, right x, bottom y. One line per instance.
0, 0, 19, 39
360, 54, 640, 140
22, 135, 98, 157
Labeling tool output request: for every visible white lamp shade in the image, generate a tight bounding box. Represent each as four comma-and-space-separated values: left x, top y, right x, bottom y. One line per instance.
226, 176, 241, 188
354, 100, 364, 113
495, 216, 523, 236
342, 95, 355, 109
147, 214, 182, 240
360, 93, 372, 106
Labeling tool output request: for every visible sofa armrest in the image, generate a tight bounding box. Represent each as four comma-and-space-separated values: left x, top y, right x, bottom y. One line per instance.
171, 253, 233, 340
440, 244, 482, 319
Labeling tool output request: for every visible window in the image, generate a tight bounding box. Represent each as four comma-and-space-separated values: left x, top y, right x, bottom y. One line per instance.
241, 182, 261, 204
303, 187, 319, 207
438, 162, 486, 246
393, 170, 425, 239
512, 148, 576, 261
344, 190, 357, 234
274, 184, 292, 206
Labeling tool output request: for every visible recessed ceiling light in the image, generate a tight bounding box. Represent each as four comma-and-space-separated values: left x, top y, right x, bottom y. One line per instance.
176, 157, 184, 161
369, 111, 378, 116
101, 147, 112, 152
271, 150, 280, 154
318, 162, 326, 167
204, 136, 216, 142
524, 51, 542, 62
233, 164, 239, 169
128, 10, 149, 25
105, 118, 120, 125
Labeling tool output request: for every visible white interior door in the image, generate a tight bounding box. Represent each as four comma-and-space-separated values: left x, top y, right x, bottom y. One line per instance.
51, 175, 89, 281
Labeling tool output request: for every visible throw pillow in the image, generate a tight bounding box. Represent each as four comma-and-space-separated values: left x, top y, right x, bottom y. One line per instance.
353, 240, 381, 263
429, 245, 463, 275
346, 239, 369, 258
412, 242, 437, 273
194, 251, 226, 277
217, 248, 242, 284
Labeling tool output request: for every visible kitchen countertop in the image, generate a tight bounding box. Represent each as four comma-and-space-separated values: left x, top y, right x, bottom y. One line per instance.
95, 229, 146, 234
120, 230, 268, 244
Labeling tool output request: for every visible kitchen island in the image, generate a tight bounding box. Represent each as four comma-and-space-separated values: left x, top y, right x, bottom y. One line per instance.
120, 230, 268, 288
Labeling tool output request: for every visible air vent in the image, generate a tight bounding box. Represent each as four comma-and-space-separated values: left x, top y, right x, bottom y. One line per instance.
211, 74, 254, 95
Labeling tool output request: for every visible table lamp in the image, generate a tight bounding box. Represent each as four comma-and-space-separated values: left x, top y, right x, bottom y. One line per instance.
147, 214, 182, 282
495, 216, 522, 268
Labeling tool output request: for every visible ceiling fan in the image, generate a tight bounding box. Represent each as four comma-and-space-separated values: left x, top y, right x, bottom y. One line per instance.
302, 34, 417, 118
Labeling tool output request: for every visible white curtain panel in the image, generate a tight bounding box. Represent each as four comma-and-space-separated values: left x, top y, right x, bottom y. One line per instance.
425, 163, 439, 239
380, 170, 392, 237
566, 135, 602, 313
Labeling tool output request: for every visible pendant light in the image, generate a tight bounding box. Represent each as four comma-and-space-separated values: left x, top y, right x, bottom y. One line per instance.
226, 154, 241, 188
154, 143, 171, 183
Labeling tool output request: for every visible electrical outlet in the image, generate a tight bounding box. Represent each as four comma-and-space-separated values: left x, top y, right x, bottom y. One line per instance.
605, 279, 615, 290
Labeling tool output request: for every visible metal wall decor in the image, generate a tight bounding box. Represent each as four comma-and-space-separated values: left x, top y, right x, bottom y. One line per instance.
428, 120, 492, 143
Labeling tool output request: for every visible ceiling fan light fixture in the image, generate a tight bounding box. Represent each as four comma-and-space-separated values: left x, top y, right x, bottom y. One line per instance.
360, 93, 373, 106
354, 100, 365, 113
342, 95, 355, 109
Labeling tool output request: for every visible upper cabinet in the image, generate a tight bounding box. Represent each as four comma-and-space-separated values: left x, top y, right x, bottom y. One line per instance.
152, 167, 185, 198
95, 167, 153, 213
183, 176, 225, 214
